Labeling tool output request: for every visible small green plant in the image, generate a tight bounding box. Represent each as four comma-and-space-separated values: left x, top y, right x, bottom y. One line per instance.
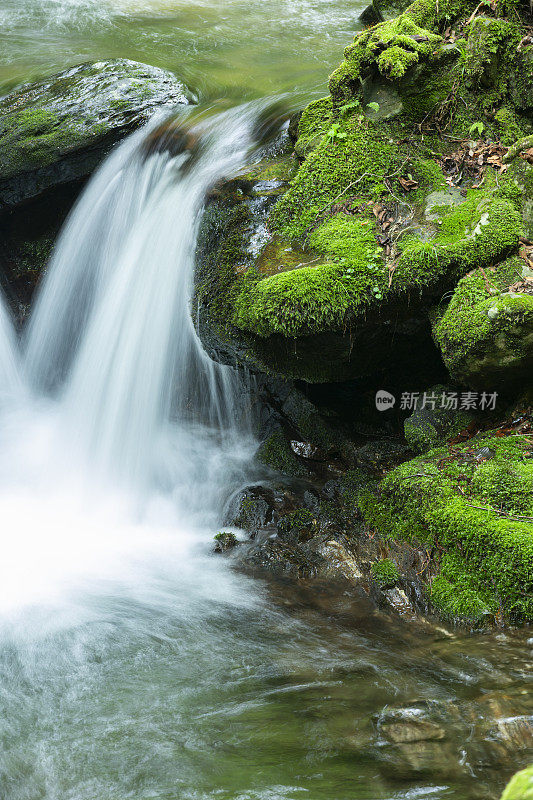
469, 121, 485, 136
366, 101, 380, 113
371, 558, 400, 588
339, 99, 361, 115
326, 122, 347, 143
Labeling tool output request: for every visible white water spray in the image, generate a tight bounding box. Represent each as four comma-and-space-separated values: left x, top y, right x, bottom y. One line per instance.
0, 293, 20, 401
0, 104, 265, 617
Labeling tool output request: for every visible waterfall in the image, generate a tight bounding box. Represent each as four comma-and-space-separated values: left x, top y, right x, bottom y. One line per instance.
25, 105, 260, 492
0, 103, 267, 616
0, 292, 20, 401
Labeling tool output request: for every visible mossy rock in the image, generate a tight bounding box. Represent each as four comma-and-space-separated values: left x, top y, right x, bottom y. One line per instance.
0, 60, 190, 207
501, 765, 533, 800
361, 432, 533, 624
433, 258, 533, 389
195, 0, 532, 384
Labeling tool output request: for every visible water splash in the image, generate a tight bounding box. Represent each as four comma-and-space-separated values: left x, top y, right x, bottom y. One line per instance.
0, 292, 21, 402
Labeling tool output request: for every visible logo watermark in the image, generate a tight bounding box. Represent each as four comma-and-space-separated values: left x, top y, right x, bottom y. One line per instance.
375, 389, 498, 411
375, 390, 396, 410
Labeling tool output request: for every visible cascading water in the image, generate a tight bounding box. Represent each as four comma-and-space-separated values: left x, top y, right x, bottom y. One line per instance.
0, 98, 529, 800
0, 105, 265, 620
25, 106, 258, 493
0, 293, 20, 401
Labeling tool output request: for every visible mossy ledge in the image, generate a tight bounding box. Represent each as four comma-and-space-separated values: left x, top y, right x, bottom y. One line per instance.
0, 60, 190, 208
360, 434, 533, 624
197, 0, 532, 382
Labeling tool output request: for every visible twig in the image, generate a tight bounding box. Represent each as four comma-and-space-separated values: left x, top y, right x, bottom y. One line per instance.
463, 503, 533, 522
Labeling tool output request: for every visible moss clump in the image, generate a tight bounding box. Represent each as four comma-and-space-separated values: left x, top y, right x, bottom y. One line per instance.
371, 558, 400, 587
234, 215, 383, 337
294, 97, 334, 158
429, 572, 492, 620
394, 193, 521, 296
277, 509, 318, 542
0, 108, 82, 177
256, 431, 306, 477
214, 532, 238, 552
272, 115, 398, 239
433, 257, 533, 386
233, 185, 521, 341
500, 765, 533, 800
471, 460, 533, 516
361, 434, 533, 622
329, 3, 441, 101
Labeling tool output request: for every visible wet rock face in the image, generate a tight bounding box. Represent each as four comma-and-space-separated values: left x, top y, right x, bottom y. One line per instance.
0, 59, 191, 208
403, 383, 475, 453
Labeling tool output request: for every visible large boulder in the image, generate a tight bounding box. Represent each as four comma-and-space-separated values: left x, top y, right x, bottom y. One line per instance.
0, 59, 190, 208
195, 0, 529, 384
360, 429, 533, 624
433, 257, 533, 389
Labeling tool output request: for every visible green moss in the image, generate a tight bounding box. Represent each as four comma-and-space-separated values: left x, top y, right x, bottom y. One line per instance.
256, 431, 306, 477
494, 106, 526, 147
277, 509, 317, 541
395, 193, 521, 295
471, 460, 533, 515
328, 3, 441, 101
361, 435, 533, 622
0, 107, 82, 176
294, 97, 333, 158
371, 558, 400, 587
214, 531, 238, 550
234, 212, 387, 337
501, 765, 533, 800
272, 115, 398, 239
433, 256, 533, 385
429, 573, 493, 620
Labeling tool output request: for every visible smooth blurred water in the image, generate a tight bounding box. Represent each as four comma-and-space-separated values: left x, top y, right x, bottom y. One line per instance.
0, 0, 363, 101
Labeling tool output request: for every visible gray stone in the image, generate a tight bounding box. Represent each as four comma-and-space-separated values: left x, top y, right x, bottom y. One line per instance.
362, 75, 404, 121
425, 187, 465, 221
0, 59, 191, 208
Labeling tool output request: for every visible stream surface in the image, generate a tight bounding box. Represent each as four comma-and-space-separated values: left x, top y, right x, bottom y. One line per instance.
0, 2, 531, 800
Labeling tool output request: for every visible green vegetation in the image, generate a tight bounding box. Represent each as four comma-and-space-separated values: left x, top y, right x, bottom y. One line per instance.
361, 435, 533, 623
500, 764, 533, 800
371, 558, 400, 587
256, 431, 307, 477
433, 257, 533, 386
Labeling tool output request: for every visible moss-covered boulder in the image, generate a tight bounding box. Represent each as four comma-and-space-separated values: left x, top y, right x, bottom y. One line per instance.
0, 60, 190, 208
433, 257, 533, 388
361, 432, 533, 624
196, 0, 532, 383
501, 765, 533, 800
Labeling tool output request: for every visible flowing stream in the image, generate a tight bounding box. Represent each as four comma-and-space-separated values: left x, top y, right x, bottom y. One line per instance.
0, 2, 532, 799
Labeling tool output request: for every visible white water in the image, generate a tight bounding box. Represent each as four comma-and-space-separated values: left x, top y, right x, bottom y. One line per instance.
0, 104, 263, 621
0, 293, 20, 402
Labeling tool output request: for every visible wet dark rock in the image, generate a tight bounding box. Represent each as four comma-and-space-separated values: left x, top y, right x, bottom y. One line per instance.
213, 532, 238, 553
404, 384, 475, 453
0, 59, 190, 209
